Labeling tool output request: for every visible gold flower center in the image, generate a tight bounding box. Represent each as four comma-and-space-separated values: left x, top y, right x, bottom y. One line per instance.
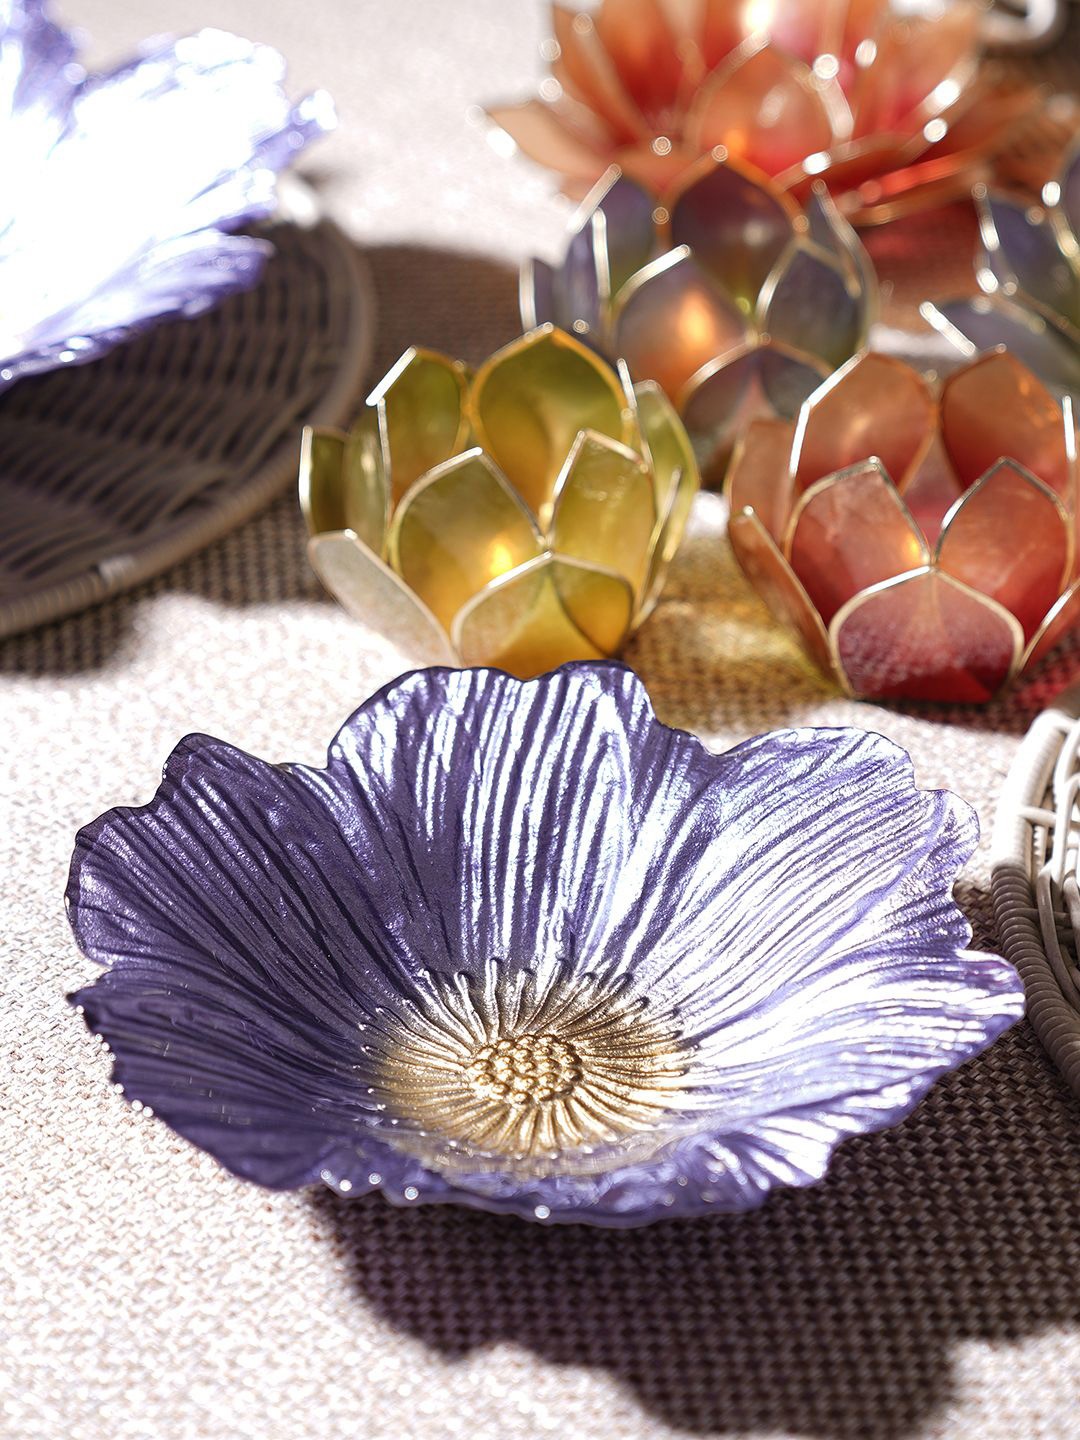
465, 1032, 584, 1107
369, 971, 697, 1178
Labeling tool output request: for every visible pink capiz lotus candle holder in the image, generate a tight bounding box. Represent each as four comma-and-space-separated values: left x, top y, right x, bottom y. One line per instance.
486, 0, 1036, 226
727, 350, 1080, 703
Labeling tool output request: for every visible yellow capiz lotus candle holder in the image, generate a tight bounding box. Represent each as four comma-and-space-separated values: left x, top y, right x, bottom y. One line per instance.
727, 349, 1080, 703
299, 327, 700, 676
485, 0, 1038, 226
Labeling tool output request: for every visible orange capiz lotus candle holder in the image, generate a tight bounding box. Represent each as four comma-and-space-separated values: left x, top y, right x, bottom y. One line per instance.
299, 327, 699, 678
727, 350, 1080, 703
486, 0, 1035, 225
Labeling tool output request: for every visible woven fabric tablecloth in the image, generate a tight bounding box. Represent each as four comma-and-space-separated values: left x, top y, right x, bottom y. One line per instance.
5, 4, 1080, 1438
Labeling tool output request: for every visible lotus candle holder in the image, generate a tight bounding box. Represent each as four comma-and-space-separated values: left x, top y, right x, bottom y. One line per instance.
923, 139, 1080, 400
727, 349, 1080, 702
485, 0, 1036, 226
299, 327, 699, 676
0, 1, 333, 391
67, 663, 1023, 1226
523, 156, 876, 483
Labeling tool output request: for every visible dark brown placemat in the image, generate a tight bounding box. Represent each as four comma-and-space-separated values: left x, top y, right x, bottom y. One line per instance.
0, 216, 374, 639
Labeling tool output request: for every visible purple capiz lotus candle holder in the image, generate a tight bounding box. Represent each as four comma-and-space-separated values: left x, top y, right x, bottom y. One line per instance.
0, 0, 333, 390
67, 664, 1023, 1227
523, 159, 876, 483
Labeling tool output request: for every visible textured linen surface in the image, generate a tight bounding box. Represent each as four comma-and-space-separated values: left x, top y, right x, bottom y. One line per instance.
4, 3, 1080, 1438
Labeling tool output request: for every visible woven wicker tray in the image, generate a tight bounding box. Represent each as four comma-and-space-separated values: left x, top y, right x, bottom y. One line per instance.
992, 685, 1080, 1096
0, 207, 374, 638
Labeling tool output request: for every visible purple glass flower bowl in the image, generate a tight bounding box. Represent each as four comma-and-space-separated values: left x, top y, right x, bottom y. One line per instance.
0, 0, 333, 391
66, 664, 1024, 1227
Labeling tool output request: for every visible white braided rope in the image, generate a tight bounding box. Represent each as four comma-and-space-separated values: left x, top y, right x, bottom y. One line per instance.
992, 684, 1080, 1096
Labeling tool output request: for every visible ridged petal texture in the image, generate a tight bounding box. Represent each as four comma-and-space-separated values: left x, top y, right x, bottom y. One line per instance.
0, 1, 333, 389
68, 664, 1023, 1227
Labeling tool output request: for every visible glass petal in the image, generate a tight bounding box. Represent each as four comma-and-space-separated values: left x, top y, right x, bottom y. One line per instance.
612, 250, 750, 400
804, 182, 850, 257
924, 295, 1080, 398
551, 5, 647, 144
848, 5, 979, 136
684, 344, 826, 485
1022, 579, 1080, 673
803, 182, 876, 299
757, 343, 828, 414
686, 45, 835, 179
1060, 142, 1080, 244
668, 157, 795, 310
977, 198, 1019, 294
342, 412, 391, 553
521, 255, 556, 330
546, 556, 638, 653
388, 450, 543, 632
917, 76, 1033, 163
307, 532, 457, 666
555, 213, 604, 334
740, 0, 830, 63
551, 430, 656, 595
641, 457, 699, 620
788, 463, 928, 625
629, 383, 698, 613
298, 426, 346, 537
468, 327, 628, 522
726, 415, 797, 543
591, 171, 660, 296
837, 0, 893, 68
700, 0, 746, 68
939, 351, 1072, 500
452, 555, 633, 674
792, 354, 934, 495
613, 139, 701, 195
935, 460, 1070, 641
369, 348, 470, 505
897, 430, 963, 546
484, 100, 609, 184
593, 0, 684, 120
832, 570, 1021, 704
759, 243, 864, 369
764, 0, 883, 74
633, 379, 699, 512
728, 506, 835, 677
789, 132, 909, 217
981, 194, 1080, 329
